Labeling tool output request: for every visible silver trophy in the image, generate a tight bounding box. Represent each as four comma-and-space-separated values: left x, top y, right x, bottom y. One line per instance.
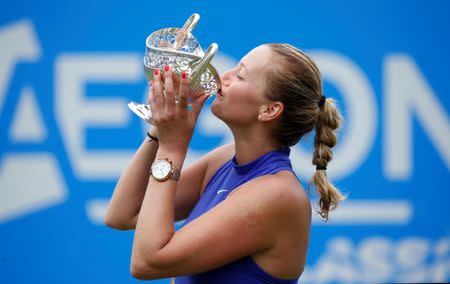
128, 13, 222, 124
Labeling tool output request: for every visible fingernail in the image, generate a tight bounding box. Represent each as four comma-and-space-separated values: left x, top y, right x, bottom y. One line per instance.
164, 65, 170, 72
181, 72, 187, 79
154, 69, 159, 76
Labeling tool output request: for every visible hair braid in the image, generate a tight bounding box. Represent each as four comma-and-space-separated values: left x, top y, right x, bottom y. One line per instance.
310, 98, 346, 220
265, 43, 346, 220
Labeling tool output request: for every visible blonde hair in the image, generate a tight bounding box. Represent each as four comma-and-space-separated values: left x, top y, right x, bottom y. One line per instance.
265, 43, 346, 220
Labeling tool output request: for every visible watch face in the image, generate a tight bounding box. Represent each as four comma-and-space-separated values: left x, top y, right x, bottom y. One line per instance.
152, 159, 172, 181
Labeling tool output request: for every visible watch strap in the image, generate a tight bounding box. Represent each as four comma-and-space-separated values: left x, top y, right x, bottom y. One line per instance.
171, 167, 181, 181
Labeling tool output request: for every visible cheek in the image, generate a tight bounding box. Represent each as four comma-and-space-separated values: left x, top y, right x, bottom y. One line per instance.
211, 96, 257, 123
212, 83, 264, 121
229, 83, 259, 101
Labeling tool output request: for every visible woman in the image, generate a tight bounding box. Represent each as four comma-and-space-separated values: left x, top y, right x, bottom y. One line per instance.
105, 43, 345, 283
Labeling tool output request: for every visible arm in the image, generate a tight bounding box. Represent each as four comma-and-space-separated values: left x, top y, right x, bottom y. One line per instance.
104, 133, 231, 230
104, 129, 159, 230
105, 67, 213, 230
129, 66, 308, 280
130, 172, 304, 280
104, 132, 214, 230
174, 143, 234, 221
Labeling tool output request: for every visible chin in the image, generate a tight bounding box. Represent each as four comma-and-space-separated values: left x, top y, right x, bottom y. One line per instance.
210, 100, 220, 117
211, 99, 227, 121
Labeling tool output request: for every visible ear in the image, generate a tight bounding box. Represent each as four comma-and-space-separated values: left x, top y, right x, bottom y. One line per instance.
258, 102, 284, 121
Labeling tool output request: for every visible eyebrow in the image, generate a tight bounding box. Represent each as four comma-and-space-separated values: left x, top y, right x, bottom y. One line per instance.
239, 62, 248, 75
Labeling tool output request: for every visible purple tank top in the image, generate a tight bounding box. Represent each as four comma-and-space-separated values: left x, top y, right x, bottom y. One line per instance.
174, 148, 299, 284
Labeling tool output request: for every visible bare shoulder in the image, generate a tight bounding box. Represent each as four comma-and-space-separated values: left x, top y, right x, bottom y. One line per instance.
229, 171, 311, 227
203, 143, 235, 164
228, 172, 311, 278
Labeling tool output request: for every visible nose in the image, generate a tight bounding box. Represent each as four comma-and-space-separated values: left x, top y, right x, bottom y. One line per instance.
220, 69, 233, 86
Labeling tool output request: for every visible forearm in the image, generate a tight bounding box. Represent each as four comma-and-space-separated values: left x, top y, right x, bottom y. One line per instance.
105, 135, 159, 229
130, 65, 208, 270
132, 148, 186, 265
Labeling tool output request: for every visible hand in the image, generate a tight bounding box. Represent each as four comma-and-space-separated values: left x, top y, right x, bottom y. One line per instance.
149, 66, 209, 155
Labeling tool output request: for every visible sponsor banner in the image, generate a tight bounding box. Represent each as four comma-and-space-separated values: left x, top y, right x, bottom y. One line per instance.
1, 1, 449, 283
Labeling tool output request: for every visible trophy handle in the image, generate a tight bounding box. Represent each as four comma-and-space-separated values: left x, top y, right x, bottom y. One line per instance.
181, 13, 200, 34
128, 102, 154, 124
190, 43, 218, 82
173, 13, 201, 50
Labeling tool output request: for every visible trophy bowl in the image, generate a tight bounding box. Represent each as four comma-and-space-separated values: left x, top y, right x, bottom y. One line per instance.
128, 14, 222, 124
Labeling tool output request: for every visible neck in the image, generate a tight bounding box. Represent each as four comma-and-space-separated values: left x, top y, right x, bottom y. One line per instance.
230, 124, 280, 165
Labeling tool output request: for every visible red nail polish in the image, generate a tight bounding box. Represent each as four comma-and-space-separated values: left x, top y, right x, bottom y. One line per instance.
164, 65, 169, 72
181, 72, 187, 79
154, 69, 159, 75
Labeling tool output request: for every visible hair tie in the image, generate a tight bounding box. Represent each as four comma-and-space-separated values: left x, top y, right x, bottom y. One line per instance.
318, 95, 327, 108
316, 165, 327, 171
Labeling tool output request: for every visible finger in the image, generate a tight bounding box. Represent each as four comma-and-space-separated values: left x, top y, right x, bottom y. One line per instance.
153, 68, 164, 106
148, 80, 157, 110
160, 70, 165, 82
191, 92, 210, 119
178, 72, 189, 112
147, 80, 153, 104
164, 65, 175, 112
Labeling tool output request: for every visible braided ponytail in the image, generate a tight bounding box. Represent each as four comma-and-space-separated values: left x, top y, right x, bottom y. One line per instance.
310, 97, 345, 220
264, 43, 345, 220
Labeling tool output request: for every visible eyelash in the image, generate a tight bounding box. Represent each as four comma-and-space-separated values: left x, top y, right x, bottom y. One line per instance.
236, 74, 243, 80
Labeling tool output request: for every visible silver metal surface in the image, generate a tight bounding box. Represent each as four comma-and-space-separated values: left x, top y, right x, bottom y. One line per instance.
128, 13, 222, 124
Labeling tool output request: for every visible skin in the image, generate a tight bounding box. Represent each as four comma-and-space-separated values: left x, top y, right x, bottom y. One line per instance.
105, 45, 312, 281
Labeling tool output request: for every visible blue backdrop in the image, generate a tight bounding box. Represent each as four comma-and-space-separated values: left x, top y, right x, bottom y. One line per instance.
1, 1, 449, 283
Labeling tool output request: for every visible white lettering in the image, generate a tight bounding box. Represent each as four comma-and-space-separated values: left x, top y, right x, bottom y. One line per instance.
55, 54, 142, 179
302, 237, 449, 283
384, 55, 450, 179
292, 51, 378, 179
0, 153, 68, 223
10, 86, 47, 142
0, 20, 41, 111
358, 237, 393, 282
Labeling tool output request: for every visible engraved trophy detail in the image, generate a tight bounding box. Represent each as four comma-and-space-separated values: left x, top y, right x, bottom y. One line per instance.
128, 14, 222, 124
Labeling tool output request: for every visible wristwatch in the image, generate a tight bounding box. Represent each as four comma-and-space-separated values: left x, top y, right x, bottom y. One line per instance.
151, 158, 180, 182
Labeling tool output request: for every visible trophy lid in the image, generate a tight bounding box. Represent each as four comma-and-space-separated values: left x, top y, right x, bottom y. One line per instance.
145, 13, 204, 57
129, 14, 222, 125
143, 13, 222, 97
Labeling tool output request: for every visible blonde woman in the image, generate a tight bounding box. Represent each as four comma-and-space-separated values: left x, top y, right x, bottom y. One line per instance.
105, 43, 344, 283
